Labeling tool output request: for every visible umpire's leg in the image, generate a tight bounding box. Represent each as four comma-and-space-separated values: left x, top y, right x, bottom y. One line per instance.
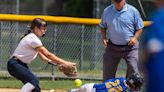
103, 46, 121, 82
124, 48, 140, 78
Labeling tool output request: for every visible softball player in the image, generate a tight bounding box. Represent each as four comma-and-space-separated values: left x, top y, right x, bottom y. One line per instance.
7, 18, 76, 92
142, 2, 164, 91
69, 73, 144, 92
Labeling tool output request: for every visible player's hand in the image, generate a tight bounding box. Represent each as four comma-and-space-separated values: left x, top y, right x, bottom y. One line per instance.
63, 61, 76, 66
128, 37, 138, 46
58, 61, 77, 77
102, 39, 108, 48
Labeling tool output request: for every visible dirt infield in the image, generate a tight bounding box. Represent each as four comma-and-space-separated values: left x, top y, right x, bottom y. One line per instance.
0, 88, 66, 92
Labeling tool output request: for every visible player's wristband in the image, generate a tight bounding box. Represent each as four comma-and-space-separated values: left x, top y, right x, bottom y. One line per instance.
48, 59, 57, 66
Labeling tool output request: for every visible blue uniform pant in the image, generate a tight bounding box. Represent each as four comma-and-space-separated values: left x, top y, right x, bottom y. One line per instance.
7, 58, 40, 92
146, 51, 164, 92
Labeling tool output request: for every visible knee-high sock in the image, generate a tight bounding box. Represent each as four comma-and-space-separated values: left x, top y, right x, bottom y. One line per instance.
20, 82, 35, 92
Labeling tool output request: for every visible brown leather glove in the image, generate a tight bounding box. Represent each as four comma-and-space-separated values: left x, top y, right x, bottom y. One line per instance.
58, 64, 77, 77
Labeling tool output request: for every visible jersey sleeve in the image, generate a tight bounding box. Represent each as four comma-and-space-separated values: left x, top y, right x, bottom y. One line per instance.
99, 9, 107, 29
134, 9, 144, 30
30, 37, 43, 48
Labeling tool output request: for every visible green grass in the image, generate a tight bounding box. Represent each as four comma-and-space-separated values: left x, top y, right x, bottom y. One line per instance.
0, 79, 22, 89
0, 79, 101, 90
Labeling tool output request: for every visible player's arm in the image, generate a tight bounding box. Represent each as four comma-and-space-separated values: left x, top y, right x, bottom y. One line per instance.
38, 52, 51, 63
100, 27, 108, 48
134, 29, 143, 39
128, 29, 143, 46
36, 46, 77, 77
36, 46, 75, 65
128, 8, 144, 46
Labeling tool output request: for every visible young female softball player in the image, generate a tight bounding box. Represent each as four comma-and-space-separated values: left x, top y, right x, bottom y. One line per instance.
7, 18, 76, 92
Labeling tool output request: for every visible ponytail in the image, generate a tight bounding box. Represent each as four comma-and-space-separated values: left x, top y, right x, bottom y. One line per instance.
20, 30, 31, 40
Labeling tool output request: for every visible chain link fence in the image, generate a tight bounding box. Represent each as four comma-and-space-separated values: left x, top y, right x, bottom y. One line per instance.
0, 20, 128, 80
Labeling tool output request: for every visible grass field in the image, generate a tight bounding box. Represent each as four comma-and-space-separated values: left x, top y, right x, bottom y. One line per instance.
0, 79, 101, 90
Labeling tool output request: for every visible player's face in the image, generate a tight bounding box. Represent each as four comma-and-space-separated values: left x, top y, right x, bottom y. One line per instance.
113, 0, 125, 10
155, 0, 164, 9
127, 84, 137, 91
113, 0, 125, 3
35, 26, 47, 37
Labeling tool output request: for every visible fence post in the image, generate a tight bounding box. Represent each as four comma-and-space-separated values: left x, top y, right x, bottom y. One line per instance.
79, 25, 85, 71
51, 24, 58, 80
0, 22, 2, 69
9, 22, 14, 57
91, 26, 99, 70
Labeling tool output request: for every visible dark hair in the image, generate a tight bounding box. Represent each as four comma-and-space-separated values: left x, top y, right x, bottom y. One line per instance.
30, 18, 47, 29
20, 18, 47, 40
20, 30, 31, 40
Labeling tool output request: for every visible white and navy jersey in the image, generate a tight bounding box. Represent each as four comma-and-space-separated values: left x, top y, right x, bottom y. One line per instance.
12, 33, 42, 63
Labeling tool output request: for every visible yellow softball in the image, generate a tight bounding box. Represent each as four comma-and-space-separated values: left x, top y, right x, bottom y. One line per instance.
74, 79, 82, 87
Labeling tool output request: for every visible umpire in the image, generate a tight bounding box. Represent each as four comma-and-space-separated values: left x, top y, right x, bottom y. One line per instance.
100, 0, 144, 82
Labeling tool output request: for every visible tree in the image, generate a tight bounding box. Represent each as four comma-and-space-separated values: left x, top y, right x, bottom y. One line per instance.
47, 0, 93, 17
65, 0, 93, 17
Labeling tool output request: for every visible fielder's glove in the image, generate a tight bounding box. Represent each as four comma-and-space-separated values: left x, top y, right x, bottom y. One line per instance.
47, 60, 77, 77
58, 64, 77, 77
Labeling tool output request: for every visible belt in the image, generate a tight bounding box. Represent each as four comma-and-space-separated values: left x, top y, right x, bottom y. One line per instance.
108, 40, 129, 47
11, 56, 27, 66
11, 56, 22, 62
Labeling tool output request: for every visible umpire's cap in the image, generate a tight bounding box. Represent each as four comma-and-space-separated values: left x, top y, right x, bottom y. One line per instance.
113, 0, 123, 3
126, 73, 144, 91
